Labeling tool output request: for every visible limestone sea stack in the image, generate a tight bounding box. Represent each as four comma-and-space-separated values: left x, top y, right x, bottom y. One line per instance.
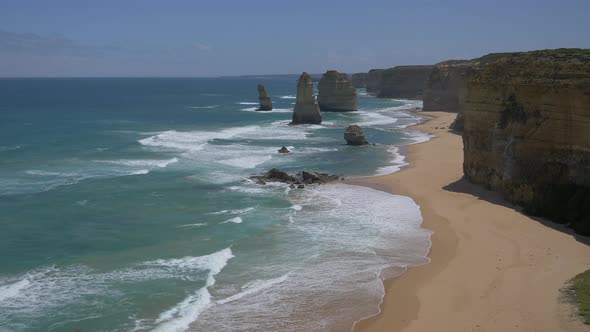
257, 84, 273, 111
462, 49, 590, 235
344, 125, 369, 145
317, 70, 358, 112
291, 72, 322, 124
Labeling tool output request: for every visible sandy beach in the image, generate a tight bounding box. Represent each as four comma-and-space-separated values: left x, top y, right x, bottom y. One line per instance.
348, 111, 590, 332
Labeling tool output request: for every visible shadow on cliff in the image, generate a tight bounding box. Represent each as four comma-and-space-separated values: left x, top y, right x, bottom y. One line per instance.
443, 177, 590, 247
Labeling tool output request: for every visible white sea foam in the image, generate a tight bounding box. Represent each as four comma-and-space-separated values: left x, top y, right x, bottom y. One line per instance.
209, 207, 255, 215
190, 184, 431, 332
216, 274, 289, 305
0, 248, 234, 332
130, 169, 150, 175
240, 107, 258, 112
279, 95, 296, 99
240, 107, 292, 113
405, 129, 432, 144
221, 217, 243, 224
0, 145, 22, 152
290, 204, 302, 211
0, 277, 31, 302
94, 157, 179, 168
217, 155, 272, 169
237, 102, 258, 105
177, 223, 207, 228
374, 146, 408, 176
188, 105, 219, 109
152, 248, 233, 332
356, 112, 399, 126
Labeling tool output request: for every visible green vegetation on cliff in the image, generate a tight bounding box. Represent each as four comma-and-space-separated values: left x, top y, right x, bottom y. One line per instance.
570, 269, 590, 324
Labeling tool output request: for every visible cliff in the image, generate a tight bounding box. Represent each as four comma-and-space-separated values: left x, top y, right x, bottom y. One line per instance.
423, 60, 473, 130
257, 84, 273, 111
351, 73, 368, 88
317, 70, 358, 112
423, 54, 515, 130
366, 69, 384, 95
365, 65, 434, 99
292, 72, 322, 124
462, 49, 590, 234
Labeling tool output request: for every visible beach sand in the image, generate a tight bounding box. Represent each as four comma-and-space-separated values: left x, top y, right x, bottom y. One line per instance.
347, 111, 590, 332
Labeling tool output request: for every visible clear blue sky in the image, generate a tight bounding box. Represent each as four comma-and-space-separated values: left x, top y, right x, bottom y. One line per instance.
1, 0, 588, 77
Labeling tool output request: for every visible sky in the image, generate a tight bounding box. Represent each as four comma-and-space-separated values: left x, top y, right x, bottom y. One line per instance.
0, 0, 589, 77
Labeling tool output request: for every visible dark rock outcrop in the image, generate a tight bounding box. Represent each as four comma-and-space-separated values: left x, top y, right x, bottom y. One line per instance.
318, 70, 358, 112
250, 168, 341, 187
344, 125, 369, 145
351, 73, 368, 88
257, 84, 273, 111
365, 65, 434, 99
291, 72, 322, 124
462, 49, 590, 235
278, 146, 290, 153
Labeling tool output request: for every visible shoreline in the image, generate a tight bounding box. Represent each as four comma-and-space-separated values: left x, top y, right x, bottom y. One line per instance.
346, 111, 590, 332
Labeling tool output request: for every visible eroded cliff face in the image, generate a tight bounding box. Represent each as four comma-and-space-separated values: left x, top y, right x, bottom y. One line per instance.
462, 49, 590, 234
351, 73, 368, 88
423, 60, 473, 130
292, 72, 322, 124
367, 65, 434, 99
317, 70, 358, 112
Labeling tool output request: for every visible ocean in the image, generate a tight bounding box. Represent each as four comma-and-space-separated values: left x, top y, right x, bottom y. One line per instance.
0, 77, 431, 332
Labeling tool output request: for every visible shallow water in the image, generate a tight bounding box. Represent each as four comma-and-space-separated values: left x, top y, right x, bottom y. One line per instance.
0, 77, 430, 331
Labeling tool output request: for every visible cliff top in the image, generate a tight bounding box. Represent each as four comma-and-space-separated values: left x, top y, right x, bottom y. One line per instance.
471, 48, 590, 88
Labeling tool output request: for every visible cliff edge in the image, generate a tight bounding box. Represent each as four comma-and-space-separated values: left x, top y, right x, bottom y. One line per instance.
462, 49, 590, 234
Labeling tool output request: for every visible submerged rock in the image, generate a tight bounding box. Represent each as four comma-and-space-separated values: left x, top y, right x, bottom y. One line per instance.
317, 70, 358, 112
257, 84, 273, 111
344, 125, 369, 145
291, 72, 322, 124
278, 146, 290, 153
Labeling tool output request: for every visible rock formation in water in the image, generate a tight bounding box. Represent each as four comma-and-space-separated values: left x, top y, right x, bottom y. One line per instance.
351, 73, 369, 88
291, 72, 322, 124
365, 65, 434, 99
250, 168, 341, 187
462, 49, 590, 234
317, 70, 358, 112
344, 125, 369, 145
257, 84, 273, 111
278, 146, 290, 153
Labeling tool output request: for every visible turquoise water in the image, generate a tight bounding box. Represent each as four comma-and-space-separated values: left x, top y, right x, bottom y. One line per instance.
0, 78, 431, 332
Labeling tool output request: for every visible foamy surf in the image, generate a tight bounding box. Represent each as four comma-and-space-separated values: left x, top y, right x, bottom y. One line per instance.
151, 248, 234, 332
189, 184, 431, 332
221, 217, 243, 224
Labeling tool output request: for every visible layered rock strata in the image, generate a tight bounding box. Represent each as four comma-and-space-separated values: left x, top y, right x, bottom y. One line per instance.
365, 65, 434, 99
462, 49, 590, 234
257, 84, 273, 111
351, 72, 368, 88
291, 72, 322, 124
317, 70, 358, 112
423, 54, 514, 130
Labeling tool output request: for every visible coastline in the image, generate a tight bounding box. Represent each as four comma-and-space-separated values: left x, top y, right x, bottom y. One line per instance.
346, 111, 590, 332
